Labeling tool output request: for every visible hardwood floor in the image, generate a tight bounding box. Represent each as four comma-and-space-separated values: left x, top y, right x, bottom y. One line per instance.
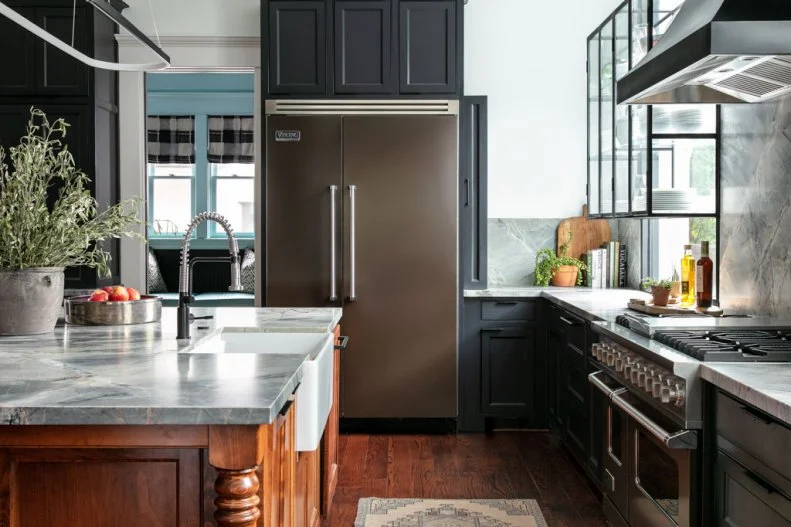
324, 431, 608, 526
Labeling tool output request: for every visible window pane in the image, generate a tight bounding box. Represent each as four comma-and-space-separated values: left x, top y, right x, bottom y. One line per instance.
214, 178, 255, 234
653, 105, 717, 134
631, 0, 650, 65
212, 163, 255, 178
600, 21, 614, 215
632, 106, 648, 212
651, 138, 716, 214
151, 179, 192, 235
589, 33, 600, 216
648, 217, 717, 298
150, 163, 194, 178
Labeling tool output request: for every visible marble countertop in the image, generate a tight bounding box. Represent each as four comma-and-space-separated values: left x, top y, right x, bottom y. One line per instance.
464, 287, 651, 323
0, 307, 342, 426
701, 364, 791, 426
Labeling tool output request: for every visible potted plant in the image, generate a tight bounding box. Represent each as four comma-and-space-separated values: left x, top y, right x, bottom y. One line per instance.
534, 236, 587, 287
641, 277, 673, 307
0, 108, 140, 335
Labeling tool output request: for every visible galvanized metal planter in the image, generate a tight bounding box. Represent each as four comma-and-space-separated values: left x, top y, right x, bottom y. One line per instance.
0, 268, 65, 336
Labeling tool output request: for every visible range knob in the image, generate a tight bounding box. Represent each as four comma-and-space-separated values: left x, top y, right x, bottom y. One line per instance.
605, 349, 619, 367
659, 377, 686, 407
623, 359, 641, 380
643, 367, 660, 392
614, 354, 629, 372
651, 372, 668, 399
591, 344, 602, 359
630, 364, 645, 385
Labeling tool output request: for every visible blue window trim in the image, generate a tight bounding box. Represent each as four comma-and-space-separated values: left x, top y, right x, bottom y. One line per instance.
146, 74, 254, 250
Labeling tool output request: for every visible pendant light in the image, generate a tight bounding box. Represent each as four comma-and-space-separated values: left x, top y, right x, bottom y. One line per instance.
0, 0, 170, 72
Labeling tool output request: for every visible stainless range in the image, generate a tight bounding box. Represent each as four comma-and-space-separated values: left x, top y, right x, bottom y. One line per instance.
589, 316, 791, 527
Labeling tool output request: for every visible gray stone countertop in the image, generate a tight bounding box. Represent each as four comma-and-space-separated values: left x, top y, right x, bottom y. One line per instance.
464, 287, 651, 323
0, 307, 342, 426
700, 364, 791, 427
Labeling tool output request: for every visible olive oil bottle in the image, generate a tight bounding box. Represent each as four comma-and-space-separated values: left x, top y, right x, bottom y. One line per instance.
681, 244, 696, 306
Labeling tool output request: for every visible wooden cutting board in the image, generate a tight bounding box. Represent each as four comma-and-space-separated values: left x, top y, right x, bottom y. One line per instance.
627, 301, 705, 316
557, 205, 612, 260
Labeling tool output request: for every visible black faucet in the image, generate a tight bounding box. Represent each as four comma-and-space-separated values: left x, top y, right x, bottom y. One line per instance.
176, 212, 243, 340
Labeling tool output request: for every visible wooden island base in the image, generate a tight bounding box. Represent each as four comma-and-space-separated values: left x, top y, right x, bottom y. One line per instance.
0, 419, 298, 527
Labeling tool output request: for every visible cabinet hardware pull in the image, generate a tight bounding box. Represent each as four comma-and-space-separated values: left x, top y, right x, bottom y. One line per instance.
329, 185, 338, 301
744, 469, 780, 496
335, 336, 350, 350
464, 178, 470, 207
279, 399, 294, 417
348, 184, 357, 302
481, 328, 505, 332
740, 404, 774, 425
559, 316, 582, 326
494, 301, 519, 306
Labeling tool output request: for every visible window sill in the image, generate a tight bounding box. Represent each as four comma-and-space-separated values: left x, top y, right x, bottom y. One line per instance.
148, 238, 255, 250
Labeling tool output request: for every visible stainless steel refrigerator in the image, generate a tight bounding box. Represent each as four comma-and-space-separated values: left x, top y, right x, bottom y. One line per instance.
265, 100, 458, 419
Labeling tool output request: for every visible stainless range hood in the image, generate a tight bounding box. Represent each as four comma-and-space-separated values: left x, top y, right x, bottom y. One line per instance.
617, 0, 791, 104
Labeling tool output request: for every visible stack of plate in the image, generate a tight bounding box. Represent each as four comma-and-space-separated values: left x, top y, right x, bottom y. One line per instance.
652, 189, 696, 212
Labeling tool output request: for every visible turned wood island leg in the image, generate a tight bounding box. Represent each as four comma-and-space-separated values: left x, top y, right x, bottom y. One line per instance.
209, 425, 266, 527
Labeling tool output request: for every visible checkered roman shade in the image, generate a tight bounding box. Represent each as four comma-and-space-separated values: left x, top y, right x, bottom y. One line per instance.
147, 116, 195, 164
208, 116, 255, 164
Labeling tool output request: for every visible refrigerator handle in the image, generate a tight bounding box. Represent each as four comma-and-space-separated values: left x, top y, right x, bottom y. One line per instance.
348, 184, 357, 302
329, 185, 338, 302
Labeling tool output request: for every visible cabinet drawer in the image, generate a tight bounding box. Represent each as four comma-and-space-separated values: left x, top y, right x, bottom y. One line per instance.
549, 306, 585, 349
717, 391, 791, 481
481, 300, 536, 321
717, 451, 791, 526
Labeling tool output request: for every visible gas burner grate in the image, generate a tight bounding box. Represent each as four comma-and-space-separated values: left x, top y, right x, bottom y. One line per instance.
653, 329, 791, 362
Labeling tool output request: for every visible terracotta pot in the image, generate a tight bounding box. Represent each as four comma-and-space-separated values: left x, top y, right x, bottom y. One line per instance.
551, 265, 579, 287
651, 286, 671, 307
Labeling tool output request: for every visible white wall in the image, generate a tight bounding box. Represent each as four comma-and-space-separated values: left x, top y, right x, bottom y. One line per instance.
124, 0, 260, 37
465, 0, 622, 219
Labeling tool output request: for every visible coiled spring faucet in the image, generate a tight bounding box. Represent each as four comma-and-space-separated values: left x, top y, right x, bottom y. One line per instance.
177, 212, 243, 339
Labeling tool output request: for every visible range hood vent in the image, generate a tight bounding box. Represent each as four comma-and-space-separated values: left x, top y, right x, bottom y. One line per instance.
617, 0, 791, 104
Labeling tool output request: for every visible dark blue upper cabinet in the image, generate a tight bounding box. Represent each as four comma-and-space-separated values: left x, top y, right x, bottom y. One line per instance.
267, 1, 328, 95
398, 1, 459, 94
334, 1, 392, 94
262, 0, 462, 97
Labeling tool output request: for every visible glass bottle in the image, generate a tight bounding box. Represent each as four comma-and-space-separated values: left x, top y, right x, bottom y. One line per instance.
681, 244, 696, 306
696, 241, 713, 308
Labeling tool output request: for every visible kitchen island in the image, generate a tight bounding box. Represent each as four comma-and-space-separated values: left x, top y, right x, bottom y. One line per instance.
0, 306, 341, 527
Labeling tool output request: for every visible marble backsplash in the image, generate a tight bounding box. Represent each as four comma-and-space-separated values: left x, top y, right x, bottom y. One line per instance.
488, 217, 642, 288
719, 97, 791, 317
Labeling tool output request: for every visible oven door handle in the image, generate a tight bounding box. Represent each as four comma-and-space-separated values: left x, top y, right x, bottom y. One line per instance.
589, 372, 697, 450
611, 392, 698, 450
588, 371, 628, 399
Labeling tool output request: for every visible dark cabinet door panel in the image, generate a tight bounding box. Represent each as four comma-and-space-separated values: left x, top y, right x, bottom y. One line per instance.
547, 327, 563, 427
0, 8, 36, 96
269, 1, 328, 95
480, 326, 535, 417
398, 1, 457, 93
36, 8, 90, 96
716, 451, 791, 527
334, 1, 392, 94
460, 96, 487, 289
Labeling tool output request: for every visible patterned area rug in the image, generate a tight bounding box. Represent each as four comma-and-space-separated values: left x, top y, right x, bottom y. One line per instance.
355, 498, 549, 527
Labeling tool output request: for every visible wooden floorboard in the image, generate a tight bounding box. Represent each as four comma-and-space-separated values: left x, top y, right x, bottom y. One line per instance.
324, 432, 608, 526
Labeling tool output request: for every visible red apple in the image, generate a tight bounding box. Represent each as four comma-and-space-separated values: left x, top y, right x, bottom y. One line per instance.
101, 286, 114, 294
126, 287, 141, 301
108, 286, 129, 302
88, 290, 109, 302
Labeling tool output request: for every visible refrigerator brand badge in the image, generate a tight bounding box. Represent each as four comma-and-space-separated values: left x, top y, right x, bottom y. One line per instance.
275, 130, 301, 142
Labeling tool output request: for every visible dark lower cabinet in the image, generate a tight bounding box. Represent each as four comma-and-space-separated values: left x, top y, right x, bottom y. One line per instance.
480, 326, 535, 416
547, 325, 563, 428
334, 1, 391, 94
267, 1, 328, 95
398, 0, 458, 94
716, 452, 791, 526
459, 298, 542, 431
713, 389, 791, 526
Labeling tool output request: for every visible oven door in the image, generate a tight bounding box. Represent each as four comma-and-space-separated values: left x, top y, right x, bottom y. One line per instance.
614, 390, 697, 527
590, 371, 630, 525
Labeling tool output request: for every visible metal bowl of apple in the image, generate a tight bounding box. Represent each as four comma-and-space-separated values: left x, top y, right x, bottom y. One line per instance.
64, 286, 162, 326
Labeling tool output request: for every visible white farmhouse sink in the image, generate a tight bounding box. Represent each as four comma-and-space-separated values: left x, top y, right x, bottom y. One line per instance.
185, 331, 334, 452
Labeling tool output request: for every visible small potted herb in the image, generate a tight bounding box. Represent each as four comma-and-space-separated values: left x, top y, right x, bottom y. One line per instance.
641, 277, 673, 306
535, 236, 587, 287
0, 108, 140, 335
